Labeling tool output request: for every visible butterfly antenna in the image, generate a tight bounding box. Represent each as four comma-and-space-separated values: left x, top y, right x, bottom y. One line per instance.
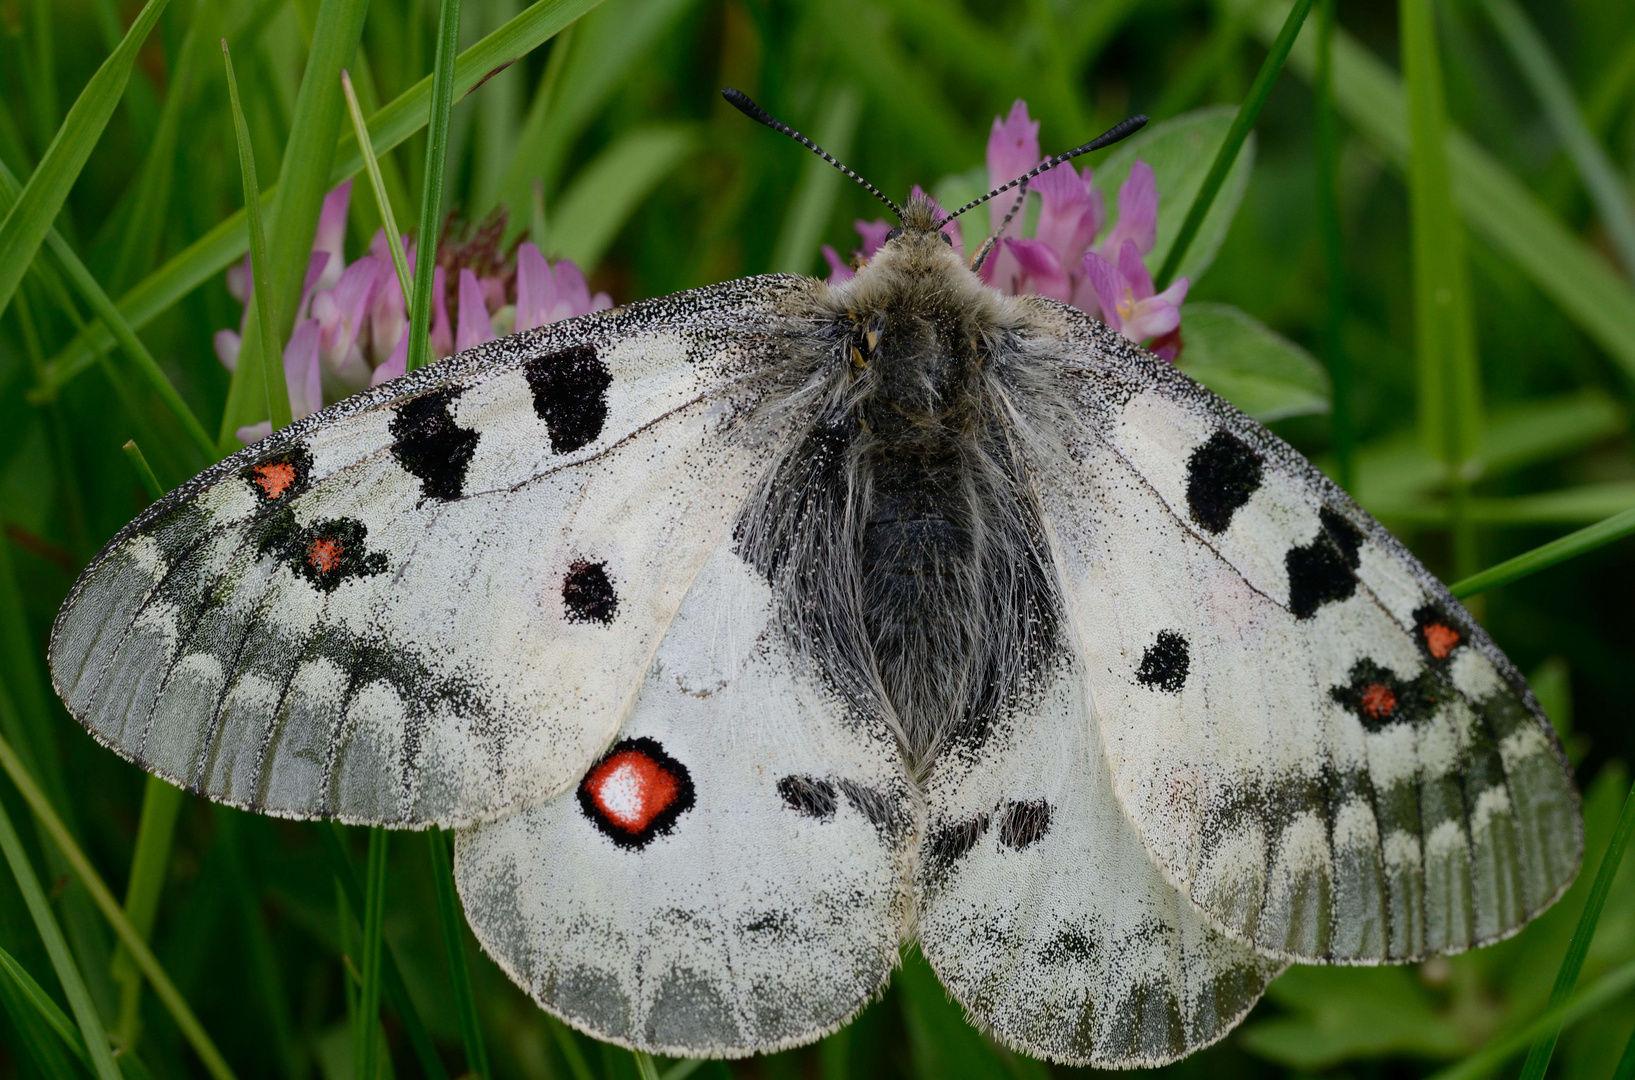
969, 182, 1029, 274
722, 88, 903, 219
939, 114, 1149, 227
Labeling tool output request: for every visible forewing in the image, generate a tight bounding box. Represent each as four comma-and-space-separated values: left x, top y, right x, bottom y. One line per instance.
1035, 311, 1581, 963
916, 651, 1283, 1068
50, 277, 814, 828
454, 539, 916, 1057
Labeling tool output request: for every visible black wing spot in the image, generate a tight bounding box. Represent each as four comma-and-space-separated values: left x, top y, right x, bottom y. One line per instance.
777, 775, 836, 819
255, 510, 387, 593
1287, 507, 1364, 619
562, 560, 618, 624
1329, 659, 1441, 732
998, 799, 1052, 850
1135, 630, 1190, 693
241, 445, 314, 504
1185, 429, 1264, 533
524, 344, 612, 453
389, 388, 481, 501
926, 814, 990, 880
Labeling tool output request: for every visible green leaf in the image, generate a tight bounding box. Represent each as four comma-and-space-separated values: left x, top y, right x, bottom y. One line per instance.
1153, 0, 1315, 289
354, 828, 388, 1080
896, 948, 1037, 1080
0, 941, 90, 1077
0, 0, 170, 323
1479, 0, 1635, 280
770, 88, 861, 275
40, 0, 606, 397
1240, 966, 1466, 1068
1351, 391, 1625, 510
405, 0, 464, 374
1094, 107, 1256, 287
1233, 0, 1635, 383
1176, 301, 1332, 422
342, 70, 413, 304
1382, 485, 1635, 527
550, 125, 698, 269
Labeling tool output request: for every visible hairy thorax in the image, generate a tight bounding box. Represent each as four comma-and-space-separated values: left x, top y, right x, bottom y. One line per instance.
740, 201, 1066, 772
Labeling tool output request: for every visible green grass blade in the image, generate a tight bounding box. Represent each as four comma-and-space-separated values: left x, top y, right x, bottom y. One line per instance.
632, 1051, 661, 1080
0, 142, 216, 464
547, 1014, 597, 1080
120, 440, 167, 500
1479, 0, 1635, 279
0, 940, 95, 1074
1313, 0, 1352, 490
111, 774, 184, 1049
770, 87, 860, 274
319, 825, 452, 1080
354, 828, 388, 1080
1401, 0, 1482, 579
1449, 506, 1635, 597
0, 0, 170, 322
1616, 1026, 1635, 1080
427, 829, 490, 1080
217, 0, 370, 447
222, 40, 292, 433
659, 1061, 703, 1080
109, 0, 209, 295
343, 70, 413, 304
1424, 955, 1635, 1080
1516, 778, 1635, 1080
1233, 0, 1635, 383
0, 772, 123, 1080
406, 0, 465, 373
549, 124, 697, 268
38, 0, 603, 397
0, 732, 238, 1080
1153, 0, 1315, 290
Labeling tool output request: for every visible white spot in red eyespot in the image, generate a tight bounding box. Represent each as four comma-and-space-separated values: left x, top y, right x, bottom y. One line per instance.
577, 738, 694, 848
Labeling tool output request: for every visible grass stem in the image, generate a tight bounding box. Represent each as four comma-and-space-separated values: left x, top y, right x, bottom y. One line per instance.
1450, 505, 1635, 597
1313, 0, 1353, 490
428, 829, 490, 1080
0, 731, 238, 1080
406, 0, 465, 372
342, 69, 414, 304
222, 40, 292, 432
354, 828, 389, 1080
0, 774, 122, 1080
1153, 0, 1315, 289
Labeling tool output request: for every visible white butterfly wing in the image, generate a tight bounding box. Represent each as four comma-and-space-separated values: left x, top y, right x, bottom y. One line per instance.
49, 278, 814, 828
455, 540, 915, 1057
916, 649, 1283, 1068
1035, 311, 1581, 963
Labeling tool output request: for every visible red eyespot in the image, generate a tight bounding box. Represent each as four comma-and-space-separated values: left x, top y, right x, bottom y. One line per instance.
576, 738, 695, 848
1423, 623, 1460, 660
253, 461, 298, 499
307, 536, 344, 574
1360, 682, 1397, 720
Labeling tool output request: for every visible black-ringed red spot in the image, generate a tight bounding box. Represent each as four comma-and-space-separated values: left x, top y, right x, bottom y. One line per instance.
240, 446, 313, 503
1414, 604, 1464, 663
577, 737, 694, 848
1330, 659, 1439, 732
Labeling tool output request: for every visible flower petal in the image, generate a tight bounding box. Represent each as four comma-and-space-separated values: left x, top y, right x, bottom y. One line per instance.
822, 244, 854, 283
855, 219, 893, 259
1034, 164, 1102, 267
1003, 238, 1072, 302
987, 100, 1040, 230
1080, 249, 1126, 332
312, 181, 352, 292
371, 328, 408, 386
515, 242, 556, 331
283, 317, 325, 418
1101, 158, 1158, 258
214, 329, 242, 371
551, 259, 594, 320
456, 268, 497, 352
1117, 238, 1155, 301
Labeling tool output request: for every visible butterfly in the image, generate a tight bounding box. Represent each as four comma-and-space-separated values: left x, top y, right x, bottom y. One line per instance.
48, 90, 1581, 1067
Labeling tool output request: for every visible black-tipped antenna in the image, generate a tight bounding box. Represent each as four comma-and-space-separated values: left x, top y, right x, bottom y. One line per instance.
722, 88, 903, 219
939, 114, 1149, 226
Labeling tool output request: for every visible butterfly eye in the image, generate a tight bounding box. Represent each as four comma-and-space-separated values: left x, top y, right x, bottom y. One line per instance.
939, 231, 954, 246
884, 227, 903, 244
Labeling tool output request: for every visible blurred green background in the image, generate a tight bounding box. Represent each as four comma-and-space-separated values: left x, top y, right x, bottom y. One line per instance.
1, 0, 1634, 1078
